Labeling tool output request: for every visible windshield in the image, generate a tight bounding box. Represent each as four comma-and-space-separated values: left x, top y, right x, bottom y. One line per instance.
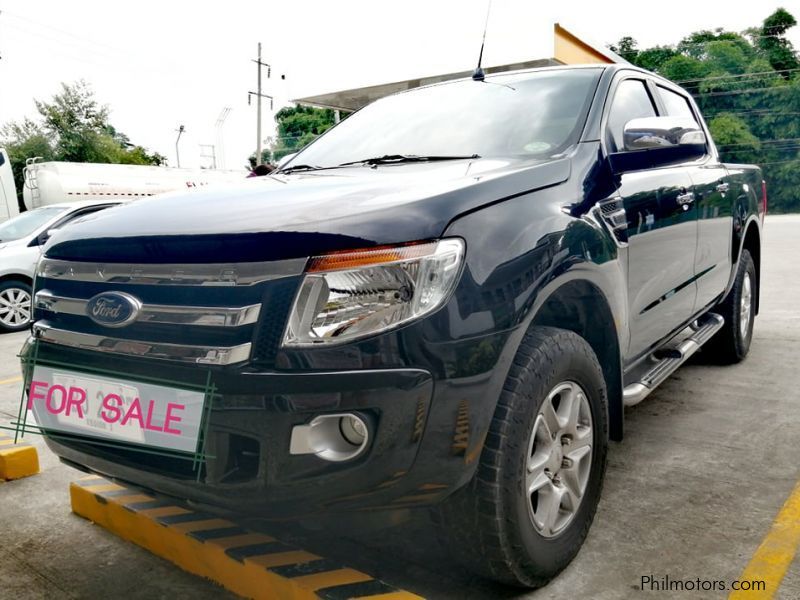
287, 68, 602, 169
0, 207, 64, 243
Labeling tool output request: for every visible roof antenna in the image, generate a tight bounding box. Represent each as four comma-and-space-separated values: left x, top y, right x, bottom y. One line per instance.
472, 0, 493, 81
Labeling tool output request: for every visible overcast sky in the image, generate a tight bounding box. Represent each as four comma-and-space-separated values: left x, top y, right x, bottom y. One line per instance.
1, 1, 798, 170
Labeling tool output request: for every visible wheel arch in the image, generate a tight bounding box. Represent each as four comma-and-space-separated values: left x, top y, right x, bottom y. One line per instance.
740, 221, 761, 315
530, 279, 624, 441
0, 273, 33, 287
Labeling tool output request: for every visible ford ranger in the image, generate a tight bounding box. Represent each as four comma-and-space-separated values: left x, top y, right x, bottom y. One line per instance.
20, 64, 764, 588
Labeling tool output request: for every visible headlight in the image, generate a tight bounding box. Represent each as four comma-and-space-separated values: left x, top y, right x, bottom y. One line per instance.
282, 238, 464, 347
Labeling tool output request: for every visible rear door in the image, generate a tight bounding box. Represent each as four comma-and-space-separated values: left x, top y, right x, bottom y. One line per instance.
654, 84, 733, 312
604, 76, 699, 360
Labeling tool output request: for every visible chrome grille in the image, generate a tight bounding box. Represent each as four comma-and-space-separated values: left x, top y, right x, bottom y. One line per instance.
33, 258, 306, 366
34, 290, 261, 327
37, 257, 307, 286
31, 324, 253, 366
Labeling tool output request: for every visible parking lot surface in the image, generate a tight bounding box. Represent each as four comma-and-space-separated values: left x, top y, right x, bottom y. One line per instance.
1, 214, 798, 599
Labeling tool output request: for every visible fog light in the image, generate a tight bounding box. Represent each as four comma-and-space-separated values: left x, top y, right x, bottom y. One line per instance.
340, 415, 366, 445
289, 413, 370, 462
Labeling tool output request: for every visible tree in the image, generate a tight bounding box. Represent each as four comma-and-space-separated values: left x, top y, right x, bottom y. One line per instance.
759, 8, 800, 75
635, 46, 678, 73
1, 81, 165, 208
659, 55, 711, 93
0, 119, 55, 208
707, 114, 760, 163
608, 36, 639, 63
608, 9, 800, 213
269, 105, 337, 162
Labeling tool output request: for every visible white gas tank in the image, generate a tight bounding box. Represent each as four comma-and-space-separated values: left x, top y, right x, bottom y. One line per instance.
23, 161, 248, 209
0, 149, 20, 223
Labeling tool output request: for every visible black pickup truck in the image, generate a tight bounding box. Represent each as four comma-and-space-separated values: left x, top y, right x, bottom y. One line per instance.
22, 64, 764, 588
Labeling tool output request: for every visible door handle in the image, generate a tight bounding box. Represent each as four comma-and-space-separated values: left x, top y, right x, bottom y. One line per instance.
676, 191, 695, 205
716, 182, 730, 193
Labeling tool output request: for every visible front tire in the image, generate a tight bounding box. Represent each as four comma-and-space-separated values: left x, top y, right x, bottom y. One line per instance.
438, 327, 608, 588
704, 250, 756, 364
0, 280, 33, 333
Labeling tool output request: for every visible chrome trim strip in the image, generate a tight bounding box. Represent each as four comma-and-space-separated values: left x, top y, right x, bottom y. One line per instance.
32, 324, 252, 365
36, 257, 307, 286
34, 290, 261, 327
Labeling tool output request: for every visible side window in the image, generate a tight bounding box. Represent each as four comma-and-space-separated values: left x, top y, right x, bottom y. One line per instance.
658, 85, 697, 123
606, 79, 657, 152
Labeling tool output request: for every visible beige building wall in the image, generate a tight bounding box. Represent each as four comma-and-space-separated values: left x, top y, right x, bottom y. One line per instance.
554, 23, 615, 64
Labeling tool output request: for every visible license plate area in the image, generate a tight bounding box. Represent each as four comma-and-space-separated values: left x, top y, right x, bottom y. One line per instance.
28, 365, 206, 454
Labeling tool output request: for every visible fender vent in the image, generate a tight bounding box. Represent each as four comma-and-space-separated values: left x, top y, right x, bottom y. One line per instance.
597, 197, 628, 243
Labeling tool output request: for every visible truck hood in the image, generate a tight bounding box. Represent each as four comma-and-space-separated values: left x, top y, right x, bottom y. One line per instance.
45, 157, 570, 263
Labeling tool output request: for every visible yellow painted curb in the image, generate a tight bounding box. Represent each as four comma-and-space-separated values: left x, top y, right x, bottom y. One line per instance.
729, 478, 800, 599
0, 432, 40, 480
70, 476, 424, 600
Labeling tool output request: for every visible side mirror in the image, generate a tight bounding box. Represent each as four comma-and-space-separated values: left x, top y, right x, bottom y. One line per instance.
610, 116, 707, 173
34, 228, 58, 247
622, 116, 706, 151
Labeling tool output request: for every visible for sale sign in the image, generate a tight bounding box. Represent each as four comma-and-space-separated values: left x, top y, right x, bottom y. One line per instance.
27, 365, 206, 453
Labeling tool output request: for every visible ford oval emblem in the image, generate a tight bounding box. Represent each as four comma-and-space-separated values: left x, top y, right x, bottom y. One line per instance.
85, 292, 142, 328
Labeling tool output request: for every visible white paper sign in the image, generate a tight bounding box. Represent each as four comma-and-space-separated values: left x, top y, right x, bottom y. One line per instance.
28, 365, 206, 454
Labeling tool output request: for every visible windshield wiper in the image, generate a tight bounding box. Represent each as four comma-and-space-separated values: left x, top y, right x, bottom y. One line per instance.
337, 154, 480, 167
277, 163, 325, 174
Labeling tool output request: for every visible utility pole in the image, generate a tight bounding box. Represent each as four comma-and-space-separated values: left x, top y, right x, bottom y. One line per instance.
214, 107, 232, 169
249, 43, 273, 166
175, 125, 185, 168
199, 144, 217, 169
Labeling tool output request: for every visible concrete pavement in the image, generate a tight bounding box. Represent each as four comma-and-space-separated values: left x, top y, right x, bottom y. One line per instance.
0, 214, 798, 599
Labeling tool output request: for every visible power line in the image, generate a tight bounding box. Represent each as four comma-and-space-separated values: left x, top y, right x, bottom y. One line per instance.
613, 33, 797, 58
674, 67, 800, 85
3, 10, 177, 66
619, 33, 795, 52
717, 137, 800, 148
1, 19, 195, 86
672, 33, 792, 46
704, 110, 800, 115
758, 159, 800, 165
693, 86, 799, 98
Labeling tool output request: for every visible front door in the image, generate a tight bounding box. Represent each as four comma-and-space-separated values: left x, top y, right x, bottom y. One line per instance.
604, 77, 699, 360
618, 169, 698, 359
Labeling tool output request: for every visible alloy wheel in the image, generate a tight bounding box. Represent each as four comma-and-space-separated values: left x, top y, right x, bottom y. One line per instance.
0, 287, 32, 328
740, 272, 753, 339
525, 381, 594, 538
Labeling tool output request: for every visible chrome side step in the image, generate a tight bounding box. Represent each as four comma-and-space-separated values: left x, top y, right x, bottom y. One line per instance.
623, 313, 724, 407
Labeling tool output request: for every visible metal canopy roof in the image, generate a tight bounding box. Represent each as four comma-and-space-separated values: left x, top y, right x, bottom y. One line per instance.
293, 23, 624, 113
294, 58, 560, 112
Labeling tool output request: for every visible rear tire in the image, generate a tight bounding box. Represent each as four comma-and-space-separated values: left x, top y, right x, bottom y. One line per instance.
0, 280, 33, 333
437, 327, 608, 588
703, 250, 756, 364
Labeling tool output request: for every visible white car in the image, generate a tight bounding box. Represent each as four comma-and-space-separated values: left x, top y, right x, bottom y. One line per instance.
0, 200, 122, 332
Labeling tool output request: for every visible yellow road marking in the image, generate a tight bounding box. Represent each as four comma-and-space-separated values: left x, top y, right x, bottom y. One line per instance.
729, 478, 800, 599
0, 376, 22, 386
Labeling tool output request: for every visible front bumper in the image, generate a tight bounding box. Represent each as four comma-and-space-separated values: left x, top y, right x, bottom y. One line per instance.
20, 337, 478, 517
